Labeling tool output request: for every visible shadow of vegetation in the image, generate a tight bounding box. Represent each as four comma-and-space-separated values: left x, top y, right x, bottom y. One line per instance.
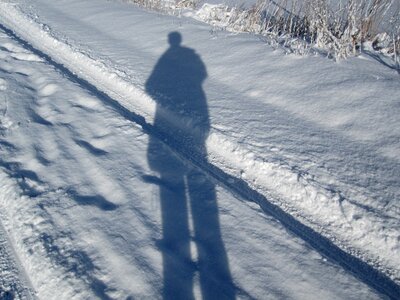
363, 49, 400, 74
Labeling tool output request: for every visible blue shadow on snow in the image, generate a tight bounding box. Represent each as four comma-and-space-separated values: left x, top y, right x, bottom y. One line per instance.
145, 32, 236, 300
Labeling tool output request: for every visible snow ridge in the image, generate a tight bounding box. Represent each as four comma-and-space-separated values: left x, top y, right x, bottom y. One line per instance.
0, 171, 37, 300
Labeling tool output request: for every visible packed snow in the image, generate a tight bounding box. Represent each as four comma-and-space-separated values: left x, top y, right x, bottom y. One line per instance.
0, 0, 399, 298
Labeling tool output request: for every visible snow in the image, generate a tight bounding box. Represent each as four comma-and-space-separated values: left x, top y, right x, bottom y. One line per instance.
0, 26, 385, 299
0, 0, 399, 298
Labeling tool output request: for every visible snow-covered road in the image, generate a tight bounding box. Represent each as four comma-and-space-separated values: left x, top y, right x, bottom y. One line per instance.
0, 23, 392, 299
0, 0, 399, 298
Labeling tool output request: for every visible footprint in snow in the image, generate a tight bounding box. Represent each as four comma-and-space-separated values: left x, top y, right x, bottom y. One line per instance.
39, 83, 59, 97
0, 78, 7, 91
9, 51, 43, 63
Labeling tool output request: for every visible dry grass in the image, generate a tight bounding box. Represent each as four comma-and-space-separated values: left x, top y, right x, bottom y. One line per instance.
123, 0, 400, 64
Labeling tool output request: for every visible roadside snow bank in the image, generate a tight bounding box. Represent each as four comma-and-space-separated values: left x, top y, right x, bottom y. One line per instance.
0, 172, 35, 300
0, 170, 86, 299
0, 2, 398, 283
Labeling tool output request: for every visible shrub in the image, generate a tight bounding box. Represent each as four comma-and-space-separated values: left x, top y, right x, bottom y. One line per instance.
124, 0, 400, 64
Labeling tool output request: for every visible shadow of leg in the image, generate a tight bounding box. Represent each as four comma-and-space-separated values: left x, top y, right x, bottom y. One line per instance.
187, 170, 236, 300
158, 176, 195, 300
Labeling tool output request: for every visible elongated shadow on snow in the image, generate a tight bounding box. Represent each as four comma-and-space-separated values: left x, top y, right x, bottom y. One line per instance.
145, 32, 235, 299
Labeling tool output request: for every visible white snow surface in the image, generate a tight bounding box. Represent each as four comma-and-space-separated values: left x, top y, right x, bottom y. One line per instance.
0, 0, 399, 298
0, 22, 385, 300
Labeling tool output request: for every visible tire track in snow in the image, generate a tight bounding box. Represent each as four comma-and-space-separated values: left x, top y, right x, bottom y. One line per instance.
0, 10, 399, 300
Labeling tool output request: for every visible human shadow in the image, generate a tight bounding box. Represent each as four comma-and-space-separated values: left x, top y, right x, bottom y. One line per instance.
145, 32, 235, 299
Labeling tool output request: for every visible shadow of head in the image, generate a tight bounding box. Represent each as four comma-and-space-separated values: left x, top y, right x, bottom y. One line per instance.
168, 31, 182, 48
